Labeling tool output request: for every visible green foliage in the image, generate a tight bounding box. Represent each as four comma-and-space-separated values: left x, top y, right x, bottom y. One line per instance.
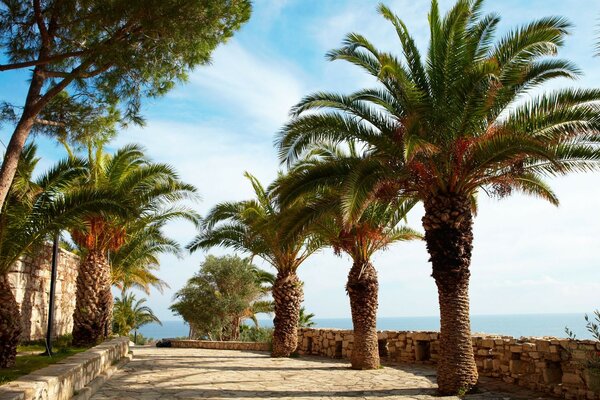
69, 141, 199, 292
112, 290, 161, 337
188, 173, 321, 274
239, 326, 273, 343
565, 311, 600, 374
274, 143, 421, 263
298, 307, 316, 328
0, 144, 126, 274
0, 0, 252, 130
276, 1, 600, 222
170, 255, 271, 340
2, 335, 87, 385
0, 347, 86, 385
17, 334, 75, 353
128, 332, 151, 345
565, 310, 600, 341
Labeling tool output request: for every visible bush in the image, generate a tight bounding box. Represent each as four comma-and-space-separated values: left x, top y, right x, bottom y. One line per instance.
17, 334, 83, 354
155, 339, 172, 348
128, 333, 151, 345
239, 326, 273, 343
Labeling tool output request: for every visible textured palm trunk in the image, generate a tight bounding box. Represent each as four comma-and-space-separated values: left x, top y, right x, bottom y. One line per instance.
0, 274, 22, 368
346, 260, 380, 369
271, 270, 303, 357
72, 249, 113, 346
422, 193, 478, 395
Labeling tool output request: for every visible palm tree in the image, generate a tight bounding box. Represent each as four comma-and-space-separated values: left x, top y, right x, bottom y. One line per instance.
188, 172, 321, 357
298, 308, 316, 328
71, 141, 198, 346
276, 143, 420, 369
275, 143, 420, 369
0, 144, 124, 367
112, 290, 161, 344
276, 1, 600, 393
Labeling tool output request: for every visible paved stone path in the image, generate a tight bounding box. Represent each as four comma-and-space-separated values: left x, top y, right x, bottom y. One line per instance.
91, 347, 552, 399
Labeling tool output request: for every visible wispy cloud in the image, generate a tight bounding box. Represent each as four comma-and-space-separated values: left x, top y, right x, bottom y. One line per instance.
185, 41, 305, 133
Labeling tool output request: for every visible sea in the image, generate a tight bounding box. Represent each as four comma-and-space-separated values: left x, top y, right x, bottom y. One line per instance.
138, 313, 597, 340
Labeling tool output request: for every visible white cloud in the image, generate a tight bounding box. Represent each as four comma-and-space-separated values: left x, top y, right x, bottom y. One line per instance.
184, 41, 305, 133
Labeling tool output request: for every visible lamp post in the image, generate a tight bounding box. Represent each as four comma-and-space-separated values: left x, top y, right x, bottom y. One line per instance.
46, 232, 60, 356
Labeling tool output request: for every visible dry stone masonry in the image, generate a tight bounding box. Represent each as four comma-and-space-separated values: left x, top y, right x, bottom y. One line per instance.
170, 339, 270, 352
297, 328, 600, 400
7, 244, 79, 341
0, 337, 129, 400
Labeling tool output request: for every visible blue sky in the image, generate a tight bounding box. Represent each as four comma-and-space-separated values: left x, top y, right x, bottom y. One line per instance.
2, 0, 600, 321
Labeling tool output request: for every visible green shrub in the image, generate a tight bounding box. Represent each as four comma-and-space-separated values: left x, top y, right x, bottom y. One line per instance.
239, 326, 273, 343
128, 333, 151, 345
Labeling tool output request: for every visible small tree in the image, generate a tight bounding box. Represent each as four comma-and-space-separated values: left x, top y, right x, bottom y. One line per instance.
0, 0, 251, 210
298, 308, 316, 328
112, 291, 161, 343
170, 255, 268, 340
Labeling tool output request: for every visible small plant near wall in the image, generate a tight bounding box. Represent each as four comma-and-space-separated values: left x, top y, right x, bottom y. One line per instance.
565, 310, 600, 392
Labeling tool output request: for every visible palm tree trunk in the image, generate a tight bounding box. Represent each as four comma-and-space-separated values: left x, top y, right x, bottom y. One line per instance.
72, 249, 113, 346
271, 269, 303, 357
422, 193, 478, 395
346, 260, 380, 369
0, 274, 22, 368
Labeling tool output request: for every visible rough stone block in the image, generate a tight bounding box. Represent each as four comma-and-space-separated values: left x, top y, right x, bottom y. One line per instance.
562, 372, 583, 386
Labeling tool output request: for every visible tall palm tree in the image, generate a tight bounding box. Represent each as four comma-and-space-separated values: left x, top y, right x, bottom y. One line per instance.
276, 1, 600, 393
188, 172, 321, 357
71, 142, 198, 346
276, 143, 420, 369
0, 144, 124, 367
112, 290, 161, 343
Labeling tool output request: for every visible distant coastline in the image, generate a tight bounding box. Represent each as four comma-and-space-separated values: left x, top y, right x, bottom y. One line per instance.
138, 312, 595, 340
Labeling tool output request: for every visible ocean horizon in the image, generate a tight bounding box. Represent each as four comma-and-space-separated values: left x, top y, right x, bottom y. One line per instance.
138, 312, 596, 340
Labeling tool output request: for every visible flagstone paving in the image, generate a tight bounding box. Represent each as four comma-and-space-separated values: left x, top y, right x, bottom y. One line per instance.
91, 347, 552, 399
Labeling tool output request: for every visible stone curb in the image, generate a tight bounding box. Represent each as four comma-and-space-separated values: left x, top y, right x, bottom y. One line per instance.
71, 353, 132, 400
0, 337, 129, 400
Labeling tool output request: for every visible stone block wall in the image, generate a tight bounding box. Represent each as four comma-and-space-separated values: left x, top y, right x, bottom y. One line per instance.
0, 337, 129, 400
297, 328, 600, 400
170, 339, 271, 352
7, 244, 80, 341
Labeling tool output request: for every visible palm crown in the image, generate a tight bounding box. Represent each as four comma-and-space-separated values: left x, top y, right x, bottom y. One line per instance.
188, 172, 318, 272
0, 144, 125, 272
277, 1, 600, 218
275, 143, 420, 263
71, 142, 198, 255
112, 291, 161, 337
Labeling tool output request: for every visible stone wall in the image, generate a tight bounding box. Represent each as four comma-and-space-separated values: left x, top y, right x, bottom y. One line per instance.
170, 339, 271, 352
0, 337, 129, 400
297, 328, 600, 400
7, 244, 80, 341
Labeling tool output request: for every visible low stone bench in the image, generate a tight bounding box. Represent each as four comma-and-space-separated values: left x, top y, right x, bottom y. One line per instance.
170, 339, 270, 352
0, 337, 129, 400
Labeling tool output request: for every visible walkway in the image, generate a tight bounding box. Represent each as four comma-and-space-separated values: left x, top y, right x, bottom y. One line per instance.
91, 347, 551, 399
